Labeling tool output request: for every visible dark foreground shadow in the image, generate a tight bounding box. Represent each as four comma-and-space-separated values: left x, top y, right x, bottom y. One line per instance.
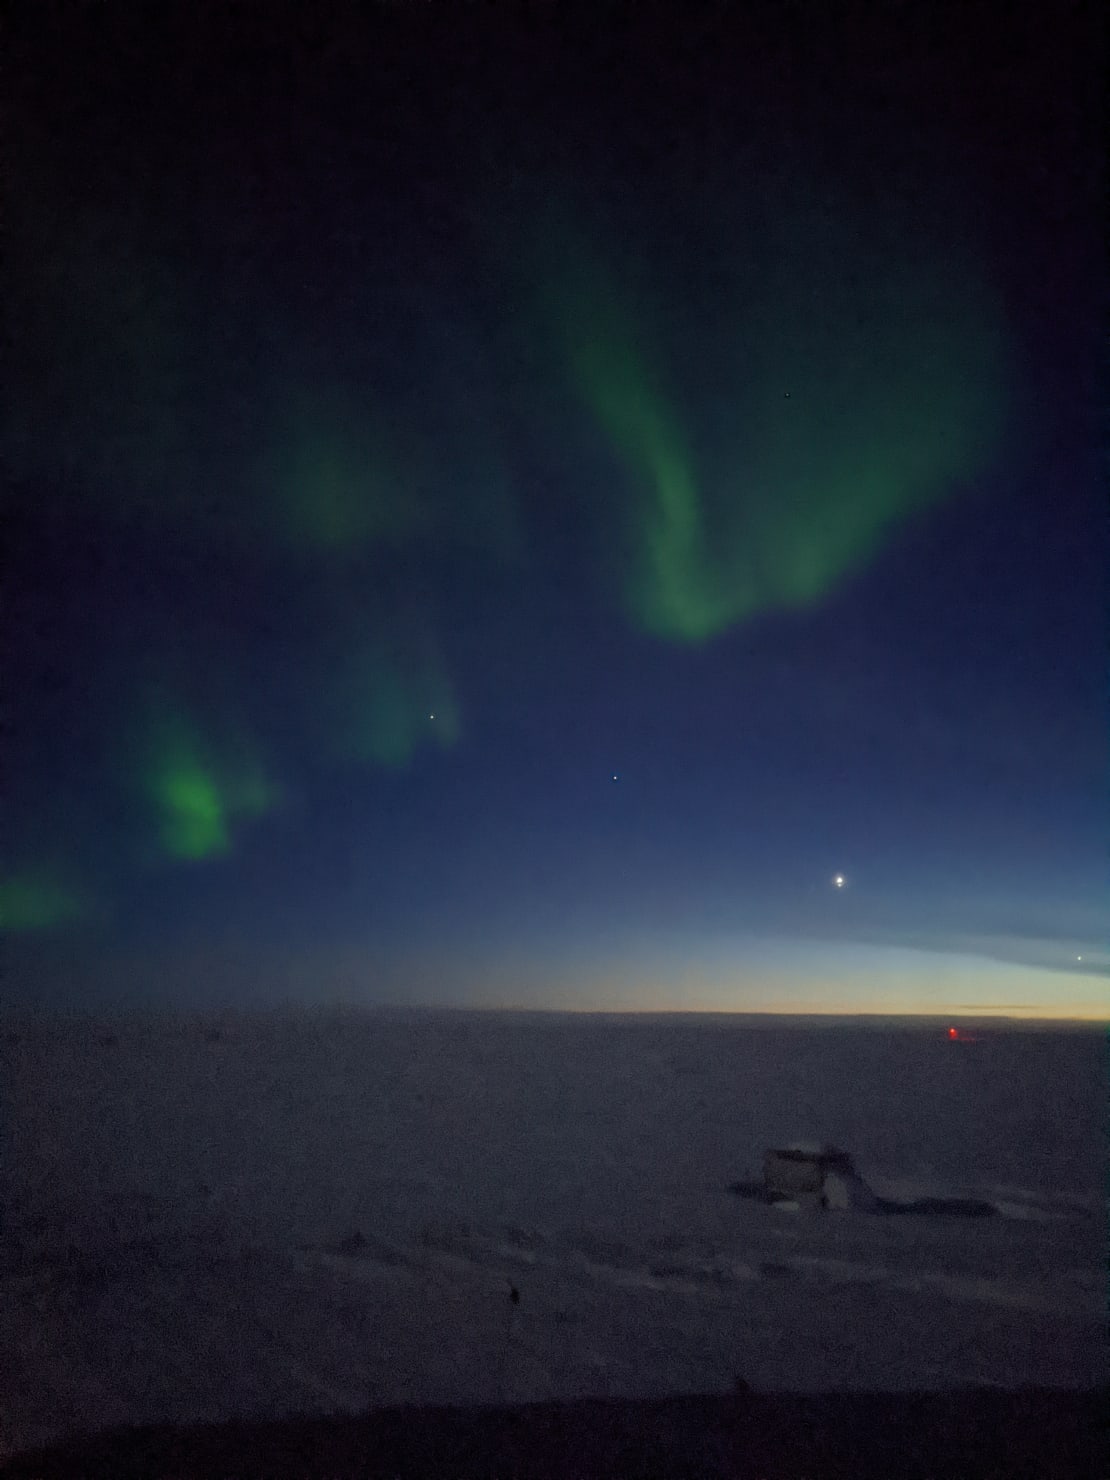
4, 1386, 1104, 1479
873, 1195, 998, 1217
729, 1182, 999, 1215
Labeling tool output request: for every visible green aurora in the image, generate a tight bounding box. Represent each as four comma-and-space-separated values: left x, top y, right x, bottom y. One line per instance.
141, 702, 277, 862
547, 196, 1007, 641
0, 871, 92, 933
5, 178, 1009, 929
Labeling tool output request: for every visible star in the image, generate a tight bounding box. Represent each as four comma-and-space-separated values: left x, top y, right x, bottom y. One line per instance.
833, 874, 846, 888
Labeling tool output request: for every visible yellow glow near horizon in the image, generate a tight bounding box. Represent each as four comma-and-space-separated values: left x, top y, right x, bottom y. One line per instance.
526, 953, 1109, 1022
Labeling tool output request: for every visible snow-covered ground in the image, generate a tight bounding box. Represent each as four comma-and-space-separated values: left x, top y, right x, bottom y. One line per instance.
1, 1010, 1105, 1457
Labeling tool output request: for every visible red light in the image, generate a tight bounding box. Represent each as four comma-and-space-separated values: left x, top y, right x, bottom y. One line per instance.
948, 1026, 959, 1039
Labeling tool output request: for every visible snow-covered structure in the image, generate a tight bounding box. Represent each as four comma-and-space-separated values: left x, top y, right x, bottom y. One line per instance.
762, 1144, 879, 1212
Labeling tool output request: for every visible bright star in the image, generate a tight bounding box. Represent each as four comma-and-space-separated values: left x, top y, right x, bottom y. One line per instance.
833, 874, 845, 888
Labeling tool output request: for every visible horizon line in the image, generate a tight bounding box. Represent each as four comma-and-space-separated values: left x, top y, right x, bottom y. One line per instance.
9, 1003, 1100, 1027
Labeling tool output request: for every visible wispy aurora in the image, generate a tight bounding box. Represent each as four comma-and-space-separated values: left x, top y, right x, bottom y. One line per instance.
0, 870, 92, 932
326, 639, 460, 770
140, 700, 276, 862
5, 0, 1096, 1023
265, 387, 427, 555
548, 193, 1007, 641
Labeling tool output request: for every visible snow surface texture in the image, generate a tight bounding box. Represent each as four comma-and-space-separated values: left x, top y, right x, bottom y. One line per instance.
1, 1011, 1105, 1457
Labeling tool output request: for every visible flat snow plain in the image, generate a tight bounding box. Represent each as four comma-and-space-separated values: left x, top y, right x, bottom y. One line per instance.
1, 1010, 1105, 1457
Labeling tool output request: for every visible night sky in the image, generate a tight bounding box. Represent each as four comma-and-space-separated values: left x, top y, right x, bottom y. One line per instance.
5, 2, 1105, 1015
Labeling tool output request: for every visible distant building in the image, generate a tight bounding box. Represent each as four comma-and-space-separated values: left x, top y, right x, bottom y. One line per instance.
763, 1144, 879, 1212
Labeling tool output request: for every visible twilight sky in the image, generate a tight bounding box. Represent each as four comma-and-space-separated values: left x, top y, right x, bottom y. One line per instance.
5, 2, 1105, 1015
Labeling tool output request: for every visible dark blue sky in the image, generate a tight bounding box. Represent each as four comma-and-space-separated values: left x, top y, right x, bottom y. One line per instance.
5, 2, 1104, 1014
